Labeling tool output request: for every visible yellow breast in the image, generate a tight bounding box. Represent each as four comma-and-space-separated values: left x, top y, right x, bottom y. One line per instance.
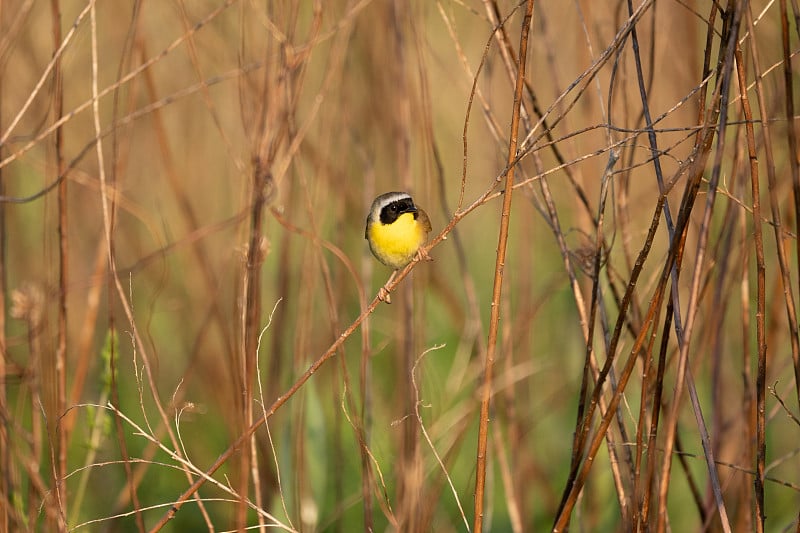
368, 212, 426, 269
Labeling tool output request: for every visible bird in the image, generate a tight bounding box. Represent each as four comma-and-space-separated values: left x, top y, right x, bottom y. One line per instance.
365, 191, 432, 303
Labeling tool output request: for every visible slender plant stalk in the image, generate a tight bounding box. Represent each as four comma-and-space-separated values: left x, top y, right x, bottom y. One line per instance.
734, 34, 767, 533
750, 5, 800, 383
473, 2, 534, 531
742, 23, 800, 533
781, 0, 800, 408
239, 160, 269, 528
49, 1, 68, 528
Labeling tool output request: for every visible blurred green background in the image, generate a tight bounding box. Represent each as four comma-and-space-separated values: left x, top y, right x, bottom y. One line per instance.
1, 1, 799, 531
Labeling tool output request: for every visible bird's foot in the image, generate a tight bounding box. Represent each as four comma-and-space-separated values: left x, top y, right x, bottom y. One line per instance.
378, 285, 392, 304
415, 246, 433, 263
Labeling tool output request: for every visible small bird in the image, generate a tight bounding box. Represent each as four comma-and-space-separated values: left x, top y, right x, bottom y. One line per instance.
365, 191, 432, 303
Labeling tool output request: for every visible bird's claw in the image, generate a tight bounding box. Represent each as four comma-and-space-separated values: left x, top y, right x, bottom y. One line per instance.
415, 247, 432, 263
378, 286, 392, 304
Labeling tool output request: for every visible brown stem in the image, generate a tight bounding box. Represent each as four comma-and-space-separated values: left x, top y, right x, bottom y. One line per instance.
735, 27, 768, 533
473, 2, 534, 531
49, 0, 68, 529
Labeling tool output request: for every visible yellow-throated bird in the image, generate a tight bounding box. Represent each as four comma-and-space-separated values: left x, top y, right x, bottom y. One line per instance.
365, 191, 432, 302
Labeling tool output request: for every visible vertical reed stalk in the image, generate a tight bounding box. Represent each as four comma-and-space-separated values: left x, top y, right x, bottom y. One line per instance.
49, 1, 68, 528
473, 2, 534, 531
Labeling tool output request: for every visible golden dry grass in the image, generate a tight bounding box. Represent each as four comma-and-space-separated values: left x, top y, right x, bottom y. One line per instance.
1, 1, 799, 531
